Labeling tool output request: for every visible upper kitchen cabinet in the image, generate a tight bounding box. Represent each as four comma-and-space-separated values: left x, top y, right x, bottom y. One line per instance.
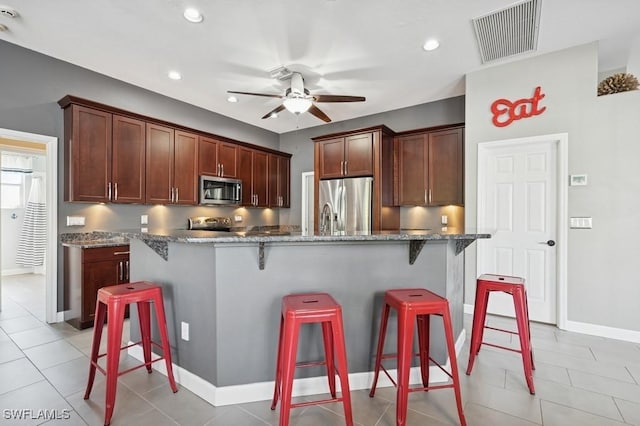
239, 147, 269, 207
198, 136, 238, 178
60, 99, 146, 203
313, 126, 398, 231
145, 124, 198, 205
395, 125, 464, 206
316, 132, 374, 179
268, 154, 291, 208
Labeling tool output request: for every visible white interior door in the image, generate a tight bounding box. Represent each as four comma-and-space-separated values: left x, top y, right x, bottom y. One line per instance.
478, 139, 558, 324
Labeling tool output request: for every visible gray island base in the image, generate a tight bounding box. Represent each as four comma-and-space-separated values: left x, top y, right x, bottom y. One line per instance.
115, 230, 489, 406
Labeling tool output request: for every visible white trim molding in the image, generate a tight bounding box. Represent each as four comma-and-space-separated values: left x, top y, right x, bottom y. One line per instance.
129, 330, 467, 407
563, 320, 640, 344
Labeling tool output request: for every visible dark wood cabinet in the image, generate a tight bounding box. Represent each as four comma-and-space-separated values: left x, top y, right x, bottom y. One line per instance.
60, 96, 290, 208
146, 125, 198, 205
317, 132, 374, 179
64, 245, 130, 329
268, 154, 290, 208
199, 136, 238, 178
395, 126, 463, 206
239, 147, 269, 207
112, 115, 146, 203
174, 130, 198, 204
313, 126, 398, 231
63, 105, 146, 203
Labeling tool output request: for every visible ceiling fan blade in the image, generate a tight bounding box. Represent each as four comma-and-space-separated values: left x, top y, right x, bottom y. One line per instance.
313, 95, 366, 103
308, 104, 332, 123
227, 90, 283, 99
261, 104, 286, 119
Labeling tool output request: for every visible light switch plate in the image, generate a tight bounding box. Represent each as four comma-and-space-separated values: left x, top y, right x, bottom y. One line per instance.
234, 215, 243, 222
570, 217, 592, 228
66, 216, 85, 226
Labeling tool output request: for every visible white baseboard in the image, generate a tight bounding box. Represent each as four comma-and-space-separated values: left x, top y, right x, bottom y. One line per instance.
564, 320, 640, 344
1, 267, 34, 276
464, 303, 640, 344
128, 329, 467, 407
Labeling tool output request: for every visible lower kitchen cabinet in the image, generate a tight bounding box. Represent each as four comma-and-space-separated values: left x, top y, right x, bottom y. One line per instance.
64, 245, 130, 329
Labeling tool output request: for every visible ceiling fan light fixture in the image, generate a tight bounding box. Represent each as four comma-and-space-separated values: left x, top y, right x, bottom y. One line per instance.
183, 8, 203, 23
283, 97, 312, 114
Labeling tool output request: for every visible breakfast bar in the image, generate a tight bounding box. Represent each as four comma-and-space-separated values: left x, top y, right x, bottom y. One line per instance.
86, 228, 489, 406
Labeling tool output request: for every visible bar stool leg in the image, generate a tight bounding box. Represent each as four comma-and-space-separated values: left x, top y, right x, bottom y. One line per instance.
513, 288, 535, 395
321, 321, 337, 398
416, 314, 430, 389
442, 306, 467, 426
369, 303, 390, 397
279, 319, 300, 426
330, 315, 354, 426
466, 284, 489, 375
152, 292, 178, 393
271, 315, 285, 410
104, 301, 126, 426
137, 301, 152, 373
396, 308, 414, 426
523, 291, 536, 371
84, 301, 106, 399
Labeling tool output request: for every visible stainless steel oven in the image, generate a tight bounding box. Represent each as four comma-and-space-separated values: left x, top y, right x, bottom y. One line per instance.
199, 175, 241, 205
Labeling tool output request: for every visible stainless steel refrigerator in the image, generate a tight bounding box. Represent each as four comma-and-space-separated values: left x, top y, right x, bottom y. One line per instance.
318, 177, 373, 234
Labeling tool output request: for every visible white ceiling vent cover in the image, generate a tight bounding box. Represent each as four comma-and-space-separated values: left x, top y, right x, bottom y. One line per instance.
473, 0, 541, 63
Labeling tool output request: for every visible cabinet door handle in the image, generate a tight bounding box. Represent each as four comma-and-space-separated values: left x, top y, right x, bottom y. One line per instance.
118, 261, 123, 281
221, 164, 224, 176
424, 189, 427, 204
125, 260, 129, 281
113, 251, 130, 255
428, 188, 432, 204
107, 182, 112, 201
114, 182, 118, 201
170, 187, 174, 203
175, 187, 179, 203
217, 163, 221, 176
344, 160, 348, 175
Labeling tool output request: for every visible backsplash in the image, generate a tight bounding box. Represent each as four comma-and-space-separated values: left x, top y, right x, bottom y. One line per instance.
400, 205, 464, 230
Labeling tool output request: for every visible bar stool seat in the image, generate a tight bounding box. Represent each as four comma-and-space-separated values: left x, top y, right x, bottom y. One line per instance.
466, 274, 535, 394
84, 281, 178, 425
369, 288, 466, 426
271, 292, 353, 426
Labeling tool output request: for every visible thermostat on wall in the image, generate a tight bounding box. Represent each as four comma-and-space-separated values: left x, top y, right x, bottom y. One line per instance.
569, 174, 587, 186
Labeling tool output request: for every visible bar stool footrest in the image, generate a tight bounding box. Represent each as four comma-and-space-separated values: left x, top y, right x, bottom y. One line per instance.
484, 325, 519, 335
291, 397, 345, 409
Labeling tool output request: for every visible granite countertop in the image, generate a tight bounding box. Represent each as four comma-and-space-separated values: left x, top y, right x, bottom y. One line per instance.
60, 232, 129, 248
62, 227, 490, 245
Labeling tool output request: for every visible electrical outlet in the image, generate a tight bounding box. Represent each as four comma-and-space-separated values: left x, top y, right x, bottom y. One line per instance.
441, 215, 448, 225
66, 216, 85, 226
234, 215, 243, 222
141, 215, 148, 225
181, 321, 190, 341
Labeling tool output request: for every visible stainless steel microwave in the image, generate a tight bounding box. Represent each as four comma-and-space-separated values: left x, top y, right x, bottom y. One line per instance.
199, 175, 242, 205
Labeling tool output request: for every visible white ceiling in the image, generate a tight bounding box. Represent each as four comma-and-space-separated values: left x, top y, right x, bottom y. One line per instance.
1, 0, 639, 134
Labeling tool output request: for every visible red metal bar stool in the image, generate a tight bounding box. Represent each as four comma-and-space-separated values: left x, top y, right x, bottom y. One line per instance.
369, 288, 466, 426
466, 274, 535, 394
84, 281, 178, 425
271, 292, 353, 426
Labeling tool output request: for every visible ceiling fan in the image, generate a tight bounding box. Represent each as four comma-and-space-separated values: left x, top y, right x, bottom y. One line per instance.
227, 72, 365, 123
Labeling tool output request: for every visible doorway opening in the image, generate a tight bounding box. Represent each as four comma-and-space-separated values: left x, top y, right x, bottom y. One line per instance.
0, 128, 58, 323
476, 133, 568, 329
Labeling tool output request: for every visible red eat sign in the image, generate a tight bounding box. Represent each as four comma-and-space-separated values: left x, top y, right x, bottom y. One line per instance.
490, 86, 546, 127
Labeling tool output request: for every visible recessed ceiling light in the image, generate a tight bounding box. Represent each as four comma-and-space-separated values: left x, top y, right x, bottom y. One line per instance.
227, 96, 238, 103
168, 71, 182, 80
423, 39, 440, 51
270, 112, 278, 118
0, 24, 8, 32
183, 8, 203, 23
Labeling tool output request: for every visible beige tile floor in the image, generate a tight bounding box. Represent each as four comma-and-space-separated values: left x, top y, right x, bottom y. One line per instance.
1, 273, 640, 425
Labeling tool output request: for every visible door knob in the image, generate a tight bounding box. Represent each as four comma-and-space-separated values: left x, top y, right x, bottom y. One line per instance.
539, 240, 556, 246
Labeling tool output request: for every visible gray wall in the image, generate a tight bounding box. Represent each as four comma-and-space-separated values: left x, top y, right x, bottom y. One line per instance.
465, 42, 640, 332
278, 96, 466, 227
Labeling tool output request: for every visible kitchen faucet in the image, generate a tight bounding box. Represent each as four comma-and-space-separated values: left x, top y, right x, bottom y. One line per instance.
320, 202, 334, 235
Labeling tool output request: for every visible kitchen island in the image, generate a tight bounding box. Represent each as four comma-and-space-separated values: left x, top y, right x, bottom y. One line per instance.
78, 228, 489, 406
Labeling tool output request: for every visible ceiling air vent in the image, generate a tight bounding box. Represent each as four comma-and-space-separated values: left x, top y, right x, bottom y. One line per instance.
472, 0, 541, 64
